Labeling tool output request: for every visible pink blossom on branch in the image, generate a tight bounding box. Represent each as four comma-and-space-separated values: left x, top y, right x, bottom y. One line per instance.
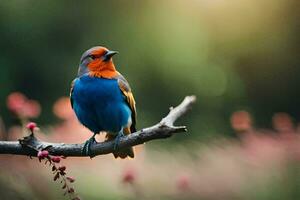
37, 150, 49, 160
66, 176, 75, 183
26, 122, 37, 132
51, 156, 61, 163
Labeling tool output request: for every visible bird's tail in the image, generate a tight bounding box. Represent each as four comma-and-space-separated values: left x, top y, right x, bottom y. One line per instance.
105, 127, 134, 159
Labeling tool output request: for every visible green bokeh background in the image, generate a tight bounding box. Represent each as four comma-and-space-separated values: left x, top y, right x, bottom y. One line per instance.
0, 1, 300, 200
0, 0, 299, 139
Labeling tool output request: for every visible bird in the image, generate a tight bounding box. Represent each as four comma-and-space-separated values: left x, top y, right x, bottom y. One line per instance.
70, 46, 137, 158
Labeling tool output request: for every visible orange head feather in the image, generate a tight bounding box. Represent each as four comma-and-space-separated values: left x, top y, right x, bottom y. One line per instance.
78, 46, 119, 78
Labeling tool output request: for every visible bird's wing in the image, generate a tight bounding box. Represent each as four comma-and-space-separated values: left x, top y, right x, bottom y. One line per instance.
70, 78, 77, 109
115, 73, 137, 133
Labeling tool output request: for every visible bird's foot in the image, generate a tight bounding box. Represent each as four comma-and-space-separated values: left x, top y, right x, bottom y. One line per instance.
114, 131, 124, 151
82, 135, 97, 158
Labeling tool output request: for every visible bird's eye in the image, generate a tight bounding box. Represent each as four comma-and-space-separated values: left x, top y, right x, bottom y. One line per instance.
90, 55, 96, 59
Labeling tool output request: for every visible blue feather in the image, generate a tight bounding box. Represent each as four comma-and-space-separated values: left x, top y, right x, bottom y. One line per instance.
71, 74, 132, 135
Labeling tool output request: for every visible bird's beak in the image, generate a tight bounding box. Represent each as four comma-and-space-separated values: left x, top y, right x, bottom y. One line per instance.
103, 50, 118, 62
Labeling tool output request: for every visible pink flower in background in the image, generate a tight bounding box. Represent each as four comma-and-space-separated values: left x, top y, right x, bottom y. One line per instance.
122, 168, 136, 184
176, 174, 190, 191
272, 113, 294, 132
50, 96, 88, 143
7, 92, 41, 118
230, 111, 252, 132
22, 100, 41, 118
7, 92, 26, 113
53, 97, 75, 120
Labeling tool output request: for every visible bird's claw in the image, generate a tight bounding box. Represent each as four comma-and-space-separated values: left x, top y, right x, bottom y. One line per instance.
114, 131, 124, 151
82, 136, 97, 158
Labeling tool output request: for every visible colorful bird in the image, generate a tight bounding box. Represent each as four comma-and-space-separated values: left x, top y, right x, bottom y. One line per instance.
70, 46, 137, 158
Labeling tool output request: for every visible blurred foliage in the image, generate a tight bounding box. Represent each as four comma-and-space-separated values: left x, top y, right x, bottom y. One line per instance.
2, 121, 300, 200
0, 0, 299, 139
0, 1, 300, 199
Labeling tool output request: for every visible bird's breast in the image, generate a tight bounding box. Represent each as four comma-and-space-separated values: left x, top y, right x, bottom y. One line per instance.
72, 75, 131, 133
75, 76, 121, 102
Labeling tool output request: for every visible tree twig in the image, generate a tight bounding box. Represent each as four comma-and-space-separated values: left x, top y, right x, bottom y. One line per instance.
0, 96, 196, 157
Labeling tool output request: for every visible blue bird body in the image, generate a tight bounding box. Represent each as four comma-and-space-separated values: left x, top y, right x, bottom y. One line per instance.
71, 75, 132, 135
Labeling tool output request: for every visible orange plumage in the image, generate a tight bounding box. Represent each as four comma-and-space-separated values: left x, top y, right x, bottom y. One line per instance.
87, 47, 118, 78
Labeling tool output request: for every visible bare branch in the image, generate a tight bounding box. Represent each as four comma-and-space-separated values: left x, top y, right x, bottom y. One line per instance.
0, 96, 196, 157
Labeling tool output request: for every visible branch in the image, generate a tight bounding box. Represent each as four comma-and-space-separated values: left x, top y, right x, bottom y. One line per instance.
0, 96, 196, 157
